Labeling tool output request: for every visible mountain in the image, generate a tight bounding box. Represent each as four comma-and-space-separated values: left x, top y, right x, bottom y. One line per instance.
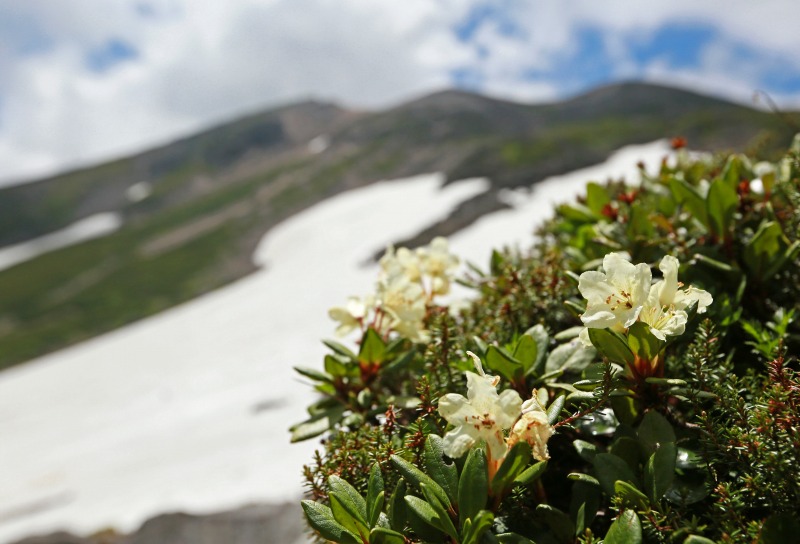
0, 81, 796, 370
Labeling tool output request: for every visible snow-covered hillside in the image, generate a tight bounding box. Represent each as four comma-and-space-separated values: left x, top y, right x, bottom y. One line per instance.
0, 141, 672, 543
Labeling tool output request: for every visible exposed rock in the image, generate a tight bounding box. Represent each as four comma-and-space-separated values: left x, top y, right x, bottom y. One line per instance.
10, 503, 310, 544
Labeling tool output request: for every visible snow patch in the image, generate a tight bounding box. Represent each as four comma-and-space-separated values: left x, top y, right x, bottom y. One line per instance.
307, 135, 329, 154
125, 181, 153, 203
0, 213, 122, 273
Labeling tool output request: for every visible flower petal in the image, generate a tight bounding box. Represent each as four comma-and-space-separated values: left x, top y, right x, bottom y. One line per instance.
578, 271, 614, 302
442, 426, 477, 459
494, 389, 523, 429
438, 393, 474, 422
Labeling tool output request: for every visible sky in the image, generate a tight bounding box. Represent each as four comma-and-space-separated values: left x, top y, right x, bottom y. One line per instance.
0, 0, 799, 186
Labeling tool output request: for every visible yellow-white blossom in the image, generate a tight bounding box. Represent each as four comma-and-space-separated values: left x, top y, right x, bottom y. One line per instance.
330, 237, 462, 342
578, 253, 712, 345
377, 275, 428, 342
328, 296, 369, 336
640, 255, 712, 341
417, 236, 460, 295
508, 392, 554, 462
380, 245, 422, 283
438, 353, 522, 460
578, 252, 651, 330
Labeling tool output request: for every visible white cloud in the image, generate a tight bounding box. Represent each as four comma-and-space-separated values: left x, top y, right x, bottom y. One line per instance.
0, 0, 799, 187
0, 0, 470, 185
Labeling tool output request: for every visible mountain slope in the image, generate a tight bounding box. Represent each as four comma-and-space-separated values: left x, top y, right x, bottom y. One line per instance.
0, 82, 797, 370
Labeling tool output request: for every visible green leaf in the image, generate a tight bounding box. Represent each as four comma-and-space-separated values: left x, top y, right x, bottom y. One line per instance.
289, 405, 346, 442
359, 328, 387, 365
458, 447, 488, 525
609, 436, 643, 473
328, 476, 369, 539
424, 435, 458, 504
523, 324, 549, 376
604, 510, 642, 544
669, 176, 707, 226
610, 394, 639, 426
626, 322, 663, 362
330, 492, 369, 541
367, 464, 385, 528
593, 453, 639, 497
683, 536, 716, 544
760, 513, 800, 543
383, 349, 417, 373
570, 480, 601, 536
390, 455, 451, 509
513, 334, 539, 376
387, 480, 407, 531
490, 249, 506, 275
627, 202, 654, 239
383, 395, 420, 409
294, 365, 333, 383
546, 394, 566, 425
721, 154, 745, 187
557, 202, 597, 223
472, 335, 489, 356
743, 221, 796, 281
461, 510, 494, 544
587, 328, 634, 366
536, 504, 575, 543
323, 339, 357, 360
369, 526, 406, 544
514, 460, 547, 486
405, 495, 457, 540
496, 533, 536, 543
664, 473, 709, 505
573, 440, 598, 463
545, 341, 597, 374
329, 476, 368, 523
420, 483, 459, 539
644, 377, 687, 386
324, 354, 351, 378
615, 480, 650, 510
491, 442, 531, 497
301, 500, 360, 544
706, 177, 738, 239
645, 443, 677, 504
762, 240, 800, 283
485, 345, 524, 382
586, 182, 611, 215
567, 473, 599, 486
637, 410, 676, 453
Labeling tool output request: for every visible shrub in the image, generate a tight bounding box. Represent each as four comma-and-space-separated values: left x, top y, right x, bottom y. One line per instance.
292, 135, 800, 544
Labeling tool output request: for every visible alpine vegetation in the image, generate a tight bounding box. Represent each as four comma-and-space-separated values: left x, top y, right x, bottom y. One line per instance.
292, 136, 800, 543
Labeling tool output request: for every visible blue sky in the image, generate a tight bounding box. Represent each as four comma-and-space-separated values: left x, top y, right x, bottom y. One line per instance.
0, 0, 799, 185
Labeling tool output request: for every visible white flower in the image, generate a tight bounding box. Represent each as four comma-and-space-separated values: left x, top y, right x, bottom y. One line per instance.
578, 252, 652, 330
508, 393, 554, 462
377, 274, 428, 342
654, 255, 712, 314
640, 255, 712, 341
328, 296, 369, 336
438, 353, 522, 460
380, 245, 422, 283
417, 237, 459, 295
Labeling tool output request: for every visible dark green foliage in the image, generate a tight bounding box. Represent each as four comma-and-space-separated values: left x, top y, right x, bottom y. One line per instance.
299, 137, 800, 543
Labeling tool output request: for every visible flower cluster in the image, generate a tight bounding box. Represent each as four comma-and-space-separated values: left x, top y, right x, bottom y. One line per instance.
438, 353, 554, 467
328, 237, 459, 342
578, 253, 712, 345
